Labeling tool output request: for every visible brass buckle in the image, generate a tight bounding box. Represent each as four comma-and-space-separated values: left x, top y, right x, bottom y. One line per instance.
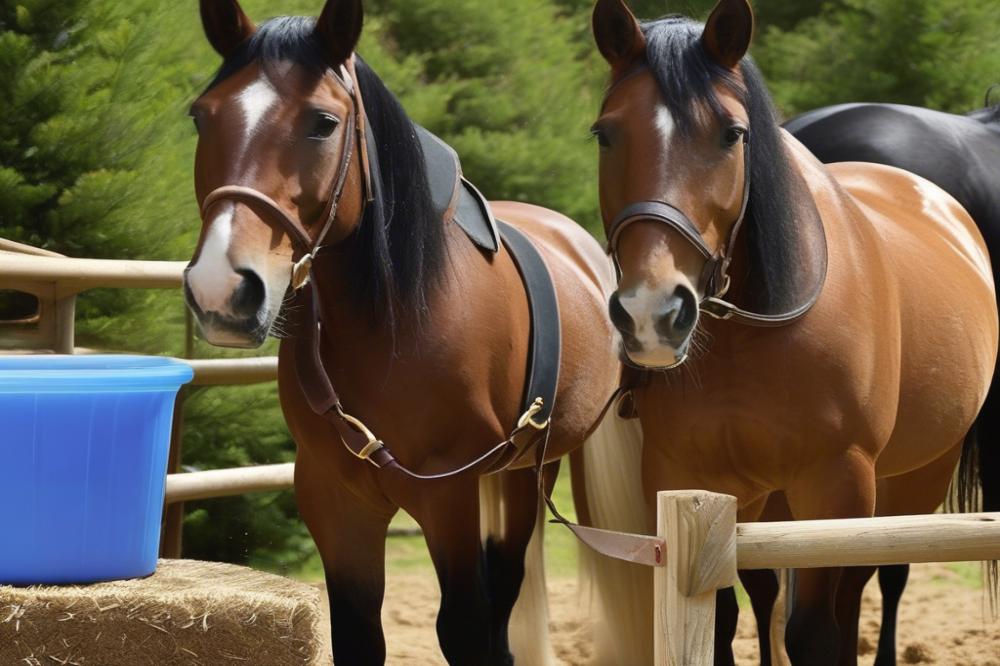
715, 273, 732, 299
517, 397, 550, 430
334, 404, 384, 465
291, 253, 313, 290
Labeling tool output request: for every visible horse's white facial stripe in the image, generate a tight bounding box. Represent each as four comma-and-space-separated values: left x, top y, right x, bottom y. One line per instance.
238, 78, 278, 141
654, 105, 676, 147
620, 284, 669, 352
187, 205, 236, 312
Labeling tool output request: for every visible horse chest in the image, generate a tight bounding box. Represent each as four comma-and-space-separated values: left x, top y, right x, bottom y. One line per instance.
634, 336, 883, 490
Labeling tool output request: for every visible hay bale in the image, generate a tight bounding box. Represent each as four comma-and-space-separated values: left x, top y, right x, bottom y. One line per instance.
0, 559, 331, 666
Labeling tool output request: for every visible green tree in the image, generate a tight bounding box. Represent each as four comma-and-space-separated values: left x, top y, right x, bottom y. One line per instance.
755, 0, 1000, 116
363, 0, 602, 231
0, 0, 201, 350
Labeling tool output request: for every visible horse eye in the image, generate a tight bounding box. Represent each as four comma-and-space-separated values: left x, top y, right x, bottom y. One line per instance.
723, 125, 745, 148
310, 114, 340, 140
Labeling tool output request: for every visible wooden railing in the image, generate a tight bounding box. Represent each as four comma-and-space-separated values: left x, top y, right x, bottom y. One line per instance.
633, 490, 1000, 665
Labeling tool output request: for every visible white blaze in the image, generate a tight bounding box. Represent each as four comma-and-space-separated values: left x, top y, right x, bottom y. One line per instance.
187, 204, 239, 313
238, 77, 278, 142
654, 104, 676, 145
619, 283, 672, 353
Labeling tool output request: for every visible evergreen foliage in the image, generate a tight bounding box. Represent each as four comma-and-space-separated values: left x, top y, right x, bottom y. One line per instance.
756, 0, 1000, 116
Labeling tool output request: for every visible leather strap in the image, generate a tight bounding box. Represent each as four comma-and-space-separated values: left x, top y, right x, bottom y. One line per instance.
497, 221, 561, 428
536, 384, 666, 567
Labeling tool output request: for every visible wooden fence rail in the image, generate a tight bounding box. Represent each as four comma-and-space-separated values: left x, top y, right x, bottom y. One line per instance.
165, 463, 295, 504
648, 490, 1000, 666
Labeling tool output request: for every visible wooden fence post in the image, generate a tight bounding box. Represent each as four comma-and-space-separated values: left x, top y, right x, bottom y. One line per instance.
655, 491, 738, 666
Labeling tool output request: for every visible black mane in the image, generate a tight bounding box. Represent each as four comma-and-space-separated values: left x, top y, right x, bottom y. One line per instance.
641, 16, 807, 312
206, 17, 444, 327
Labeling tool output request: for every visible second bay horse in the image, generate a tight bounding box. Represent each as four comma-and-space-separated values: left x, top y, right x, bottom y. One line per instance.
576, 1, 999, 664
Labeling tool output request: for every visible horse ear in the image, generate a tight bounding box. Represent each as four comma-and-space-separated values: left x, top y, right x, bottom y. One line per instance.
314, 0, 364, 67
200, 0, 256, 59
592, 0, 646, 71
701, 0, 754, 70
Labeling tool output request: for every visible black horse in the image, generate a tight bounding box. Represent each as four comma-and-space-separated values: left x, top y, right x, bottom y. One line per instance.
783, 101, 1000, 665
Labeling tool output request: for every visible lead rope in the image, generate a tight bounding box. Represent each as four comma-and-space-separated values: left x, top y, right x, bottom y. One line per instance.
534, 385, 666, 566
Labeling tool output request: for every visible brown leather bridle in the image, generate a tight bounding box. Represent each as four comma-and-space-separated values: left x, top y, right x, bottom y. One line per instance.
602, 64, 816, 330
196, 57, 551, 480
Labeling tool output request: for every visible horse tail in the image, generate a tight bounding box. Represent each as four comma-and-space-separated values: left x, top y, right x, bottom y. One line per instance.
480, 472, 557, 666
954, 393, 1000, 615
572, 408, 653, 665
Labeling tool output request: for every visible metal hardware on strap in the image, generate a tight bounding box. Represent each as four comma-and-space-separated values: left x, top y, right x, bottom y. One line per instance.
334, 403, 385, 466
701, 296, 737, 320
291, 253, 313, 290
517, 397, 549, 430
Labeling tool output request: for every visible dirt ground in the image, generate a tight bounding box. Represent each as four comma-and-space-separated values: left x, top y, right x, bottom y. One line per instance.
373, 562, 999, 665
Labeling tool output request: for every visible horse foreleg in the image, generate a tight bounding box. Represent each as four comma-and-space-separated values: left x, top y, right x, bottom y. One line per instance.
295, 453, 395, 666
834, 566, 877, 666
720, 493, 784, 666
482, 466, 552, 665
784, 450, 877, 666
415, 475, 495, 665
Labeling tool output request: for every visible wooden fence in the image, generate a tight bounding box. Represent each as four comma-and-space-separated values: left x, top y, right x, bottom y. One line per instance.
644, 490, 1000, 666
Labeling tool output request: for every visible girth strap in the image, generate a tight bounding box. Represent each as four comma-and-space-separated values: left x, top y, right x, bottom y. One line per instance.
498, 221, 561, 429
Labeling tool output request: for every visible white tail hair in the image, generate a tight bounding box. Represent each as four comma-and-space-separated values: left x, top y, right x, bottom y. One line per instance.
479, 473, 557, 666
577, 409, 653, 665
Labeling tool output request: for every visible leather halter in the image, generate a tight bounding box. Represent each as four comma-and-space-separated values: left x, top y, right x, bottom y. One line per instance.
197, 56, 554, 481
602, 64, 816, 329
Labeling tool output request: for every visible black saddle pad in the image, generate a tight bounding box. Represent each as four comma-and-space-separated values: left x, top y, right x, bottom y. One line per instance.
416, 125, 499, 253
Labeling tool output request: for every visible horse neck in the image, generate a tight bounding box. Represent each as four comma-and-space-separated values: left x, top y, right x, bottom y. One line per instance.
310, 243, 413, 359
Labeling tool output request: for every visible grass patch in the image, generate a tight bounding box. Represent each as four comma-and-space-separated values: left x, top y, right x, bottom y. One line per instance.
932, 561, 985, 590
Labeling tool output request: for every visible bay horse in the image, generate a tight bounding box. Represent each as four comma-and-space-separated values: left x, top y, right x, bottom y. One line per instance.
784, 100, 1000, 665
182, 0, 623, 663
575, 1, 999, 664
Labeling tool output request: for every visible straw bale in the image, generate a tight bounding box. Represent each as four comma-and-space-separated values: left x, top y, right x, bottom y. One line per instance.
0, 559, 331, 666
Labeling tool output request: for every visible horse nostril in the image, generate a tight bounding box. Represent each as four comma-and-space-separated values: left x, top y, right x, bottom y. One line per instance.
609, 291, 635, 334
674, 286, 697, 333
654, 286, 698, 343
231, 269, 266, 318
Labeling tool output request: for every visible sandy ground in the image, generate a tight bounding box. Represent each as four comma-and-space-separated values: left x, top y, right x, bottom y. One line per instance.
371, 562, 999, 665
